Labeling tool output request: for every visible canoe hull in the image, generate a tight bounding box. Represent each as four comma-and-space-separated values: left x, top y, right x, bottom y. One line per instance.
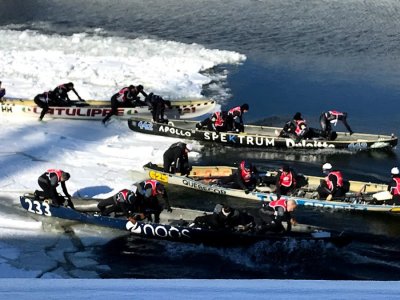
127, 118, 397, 151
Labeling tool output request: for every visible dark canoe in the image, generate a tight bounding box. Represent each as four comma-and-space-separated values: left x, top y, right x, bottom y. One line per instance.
20, 195, 349, 247
127, 118, 398, 151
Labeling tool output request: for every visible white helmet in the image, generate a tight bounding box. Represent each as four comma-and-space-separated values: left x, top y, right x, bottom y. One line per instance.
391, 167, 399, 175
322, 163, 332, 171
186, 144, 193, 151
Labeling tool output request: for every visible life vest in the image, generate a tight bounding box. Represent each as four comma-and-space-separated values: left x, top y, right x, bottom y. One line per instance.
116, 189, 133, 203
294, 119, 307, 135
228, 106, 241, 116
213, 111, 225, 127
269, 199, 287, 211
240, 160, 251, 182
325, 171, 343, 190
390, 177, 400, 196
279, 171, 295, 187
327, 110, 344, 125
116, 87, 129, 102
46, 169, 63, 182
144, 180, 159, 196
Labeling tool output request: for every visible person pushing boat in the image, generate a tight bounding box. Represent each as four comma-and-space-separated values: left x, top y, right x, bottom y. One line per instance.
320, 110, 353, 139
196, 110, 229, 132
258, 198, 297, 233
34, 169, 74, 209
191, 203, 255, 231
97, 188, 139, 218
226, 103, 249, 132
34, 90, 57, 121
53, 82, 83, 105
134, 179, 172, 223
0, 81, 5, 100
163, 142, 193, 175
102, 84, 147, 124
145, 92, 172, 123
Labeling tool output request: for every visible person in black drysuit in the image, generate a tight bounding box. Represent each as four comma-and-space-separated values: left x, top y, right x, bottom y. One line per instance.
144, 93, 171, 123
97, 189, 139, 218
192, 204, 255, 231
196, 111, 228, 132
102, 84, 148, 124
34, 90, 57, 121
52, 82, 83, 106
134, 180, 172, 223
35, 169, 74, 208
218, 160, 258, 194
319, 110, 353, 140
163, 142, 193, 175
257, 199, 297, 233
0, 81, 5, 99
278, 112, 310, 141
226, 103, 249, 132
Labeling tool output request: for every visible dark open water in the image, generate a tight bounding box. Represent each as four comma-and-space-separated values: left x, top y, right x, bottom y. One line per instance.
2, 0, 400, 279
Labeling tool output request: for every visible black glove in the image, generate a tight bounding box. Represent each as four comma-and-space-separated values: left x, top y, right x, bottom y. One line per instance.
167, 207, 173, 213
244, 189, 250, 194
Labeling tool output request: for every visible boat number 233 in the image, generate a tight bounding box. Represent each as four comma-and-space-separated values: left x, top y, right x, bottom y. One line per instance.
24, 198, 52, 216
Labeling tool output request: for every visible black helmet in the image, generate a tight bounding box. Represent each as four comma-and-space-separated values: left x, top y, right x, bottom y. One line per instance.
241, 103, 249, 111
66, 82, 74, 88
293, 112, 302, 120
128, 85, 135, 90
136, 84, 144, 91
282, 164, 290, 172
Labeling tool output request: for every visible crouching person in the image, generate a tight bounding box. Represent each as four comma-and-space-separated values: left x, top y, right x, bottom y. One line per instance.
35, 169, 74, 209
134, 179, 172, 223
191, 204, 255, 231
97, 189, 138, 219
257, 198, 297, 233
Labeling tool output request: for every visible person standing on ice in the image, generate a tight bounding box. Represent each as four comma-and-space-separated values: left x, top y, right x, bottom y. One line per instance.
102, 84, 147, 124
53, 82, 83, 106
0, 81, 5, 99
163, 142, 193, 175
34, 90, 57, 121
35, 169, 74, 209
145, 92, 172, 123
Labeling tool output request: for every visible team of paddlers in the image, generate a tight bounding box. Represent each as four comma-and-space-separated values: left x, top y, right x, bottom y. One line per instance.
30, 82, 172, 124
196, 104, 354, 142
